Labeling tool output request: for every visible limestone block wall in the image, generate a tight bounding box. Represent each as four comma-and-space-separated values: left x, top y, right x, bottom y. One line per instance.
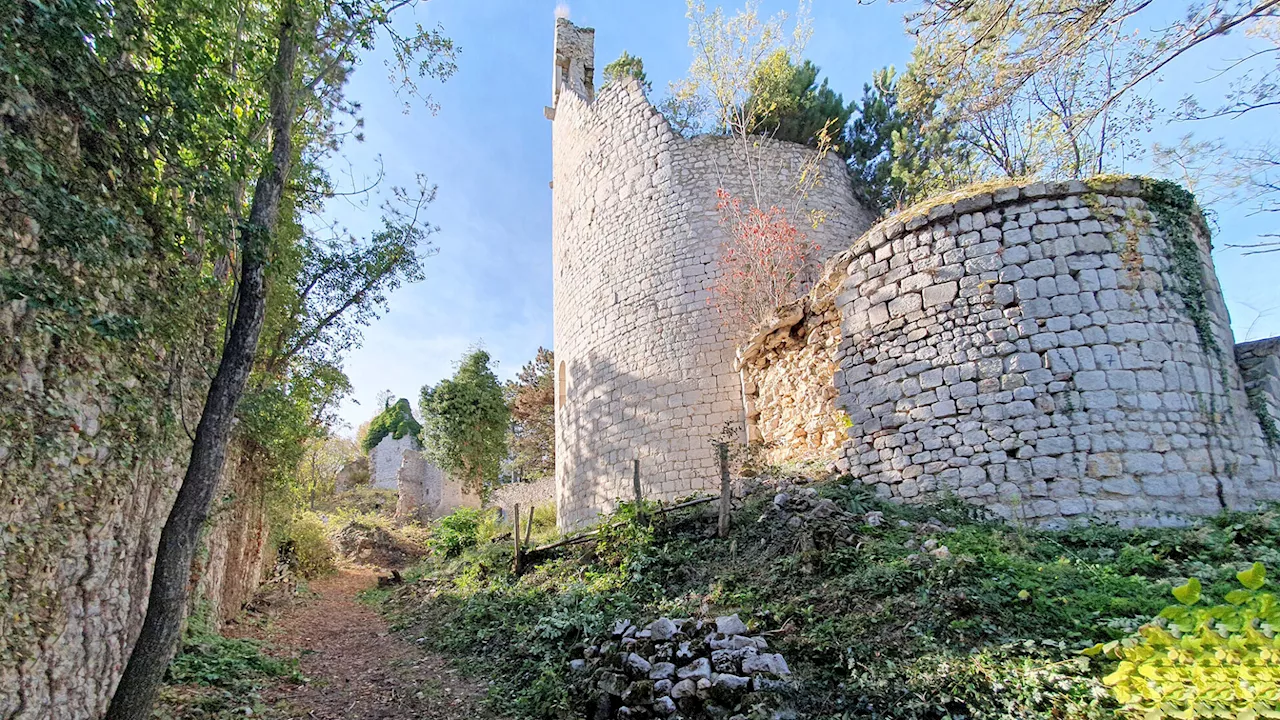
833, 178, 1279, 526
491, 477, 556, 517
550, 19, 876, 529
1237, 338, 1280, 444
738, 256, 851, 464
433, 466, 482, 517
369, 434, 418, 490
192, 445, 269, 628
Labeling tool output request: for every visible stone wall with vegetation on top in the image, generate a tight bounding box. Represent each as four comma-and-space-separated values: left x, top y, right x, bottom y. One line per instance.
1, 194, 215, 720
370, 433, 419, 490
831, 176, 1279, 526
736, 253, 852, 465
1236, 337, 1280, 448
549, 19, 876, 529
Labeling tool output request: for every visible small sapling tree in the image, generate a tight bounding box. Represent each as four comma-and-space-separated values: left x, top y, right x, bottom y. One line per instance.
710, 189, 810, 335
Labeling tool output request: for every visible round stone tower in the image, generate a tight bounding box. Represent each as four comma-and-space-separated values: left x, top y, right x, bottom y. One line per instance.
548, 18, 876, 528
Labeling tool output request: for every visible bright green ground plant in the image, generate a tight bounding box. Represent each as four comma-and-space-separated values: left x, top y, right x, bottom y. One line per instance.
1086, 562, 1280, 719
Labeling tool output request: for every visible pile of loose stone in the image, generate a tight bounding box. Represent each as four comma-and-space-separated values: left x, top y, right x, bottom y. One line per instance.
571, 613, 795, 719
764, 485, 861, 550
765, 483, 956, 562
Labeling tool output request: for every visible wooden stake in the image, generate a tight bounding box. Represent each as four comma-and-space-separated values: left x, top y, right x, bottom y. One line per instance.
632, 458, 643, 523
513, 504, 522, 574
717, 442, 730, 538
524, 504, 535, 547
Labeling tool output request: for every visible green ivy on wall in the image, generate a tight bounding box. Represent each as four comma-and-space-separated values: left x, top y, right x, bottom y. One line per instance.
361, 398, 423, 454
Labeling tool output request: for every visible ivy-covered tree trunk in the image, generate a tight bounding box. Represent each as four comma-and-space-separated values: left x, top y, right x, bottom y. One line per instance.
104, 6, 300, 719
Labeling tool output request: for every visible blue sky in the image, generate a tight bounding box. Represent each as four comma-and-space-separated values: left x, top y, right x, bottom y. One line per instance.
327, 0, 1279, 433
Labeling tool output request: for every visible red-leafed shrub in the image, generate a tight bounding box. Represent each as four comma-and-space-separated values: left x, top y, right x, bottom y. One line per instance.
711, 188, 812, 335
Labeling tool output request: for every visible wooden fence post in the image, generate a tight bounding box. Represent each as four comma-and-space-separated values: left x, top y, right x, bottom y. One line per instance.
513, 503, 522, 574
524, 504, 535, 547
717, 442, 730, 538
632, 458, 643, 524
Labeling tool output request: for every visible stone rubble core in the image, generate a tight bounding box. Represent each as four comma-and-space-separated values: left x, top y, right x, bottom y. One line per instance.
571, 613, 794, 719
549, 18, 876, 530
742, 177, 1280, 527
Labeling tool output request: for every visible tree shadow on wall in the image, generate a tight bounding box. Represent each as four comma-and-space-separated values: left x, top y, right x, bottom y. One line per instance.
560, 351, 729, 526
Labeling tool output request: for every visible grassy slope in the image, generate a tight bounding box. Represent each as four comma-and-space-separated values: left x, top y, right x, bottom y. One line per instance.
381, 481, 1280, 719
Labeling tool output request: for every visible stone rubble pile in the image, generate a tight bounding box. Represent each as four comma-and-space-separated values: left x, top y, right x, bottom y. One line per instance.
572, 613, 795, 719
763, 485, 861, 550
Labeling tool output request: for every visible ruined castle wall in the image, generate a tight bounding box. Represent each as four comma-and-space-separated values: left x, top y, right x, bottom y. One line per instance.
831, 178, 1279, 526
369, 434, 417, 490
1237, 338, 1280, 443
551, 58, 875, 528
738, 257, 851, 464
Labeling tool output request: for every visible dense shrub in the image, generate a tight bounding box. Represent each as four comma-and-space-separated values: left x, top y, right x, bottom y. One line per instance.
427, 507, 492, 558
283, 512, 336, 579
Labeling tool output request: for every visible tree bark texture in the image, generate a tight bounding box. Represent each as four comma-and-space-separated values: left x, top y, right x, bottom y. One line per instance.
104, 7, 300, 719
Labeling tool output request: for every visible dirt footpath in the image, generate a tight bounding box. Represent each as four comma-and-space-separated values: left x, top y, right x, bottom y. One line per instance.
257, 568, 497, 720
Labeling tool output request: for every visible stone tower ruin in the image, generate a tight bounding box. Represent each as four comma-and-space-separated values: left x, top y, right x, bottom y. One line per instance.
549, 18, 1280, 531
548, 18, 875, 528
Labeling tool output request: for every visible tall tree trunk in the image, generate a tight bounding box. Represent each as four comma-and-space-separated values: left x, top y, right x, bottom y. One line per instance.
104, 6, 300, 719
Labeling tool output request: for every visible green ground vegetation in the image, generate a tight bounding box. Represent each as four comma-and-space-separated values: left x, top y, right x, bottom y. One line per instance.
378, 479, 1280, 720
154, 611, 298, 720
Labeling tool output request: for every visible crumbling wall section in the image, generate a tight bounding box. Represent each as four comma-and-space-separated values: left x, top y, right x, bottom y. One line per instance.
738, 255, 852, 464
1237, 338, 1280, 448
369, 434, 418, 490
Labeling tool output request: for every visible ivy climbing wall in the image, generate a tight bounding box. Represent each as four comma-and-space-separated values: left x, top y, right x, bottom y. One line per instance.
0, 229, 215, 718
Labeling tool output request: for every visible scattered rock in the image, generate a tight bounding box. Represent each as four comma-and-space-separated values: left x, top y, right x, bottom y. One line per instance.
653, 696, 677, 716
930, 545, 952, 560
598, 670, 629, 696
574, 614, 794, 718
622, 679, 653, 706
811, 498, 840, 518
677, 657, 712, 680
711, 673, 749, 695
646, 617, 678, 641
649, 661, 675, 680
715, 614, 749, 636
624, 652, 652, 677
864, 511, 884, 526
670, 678, 698, 699
741, 652, 790, 677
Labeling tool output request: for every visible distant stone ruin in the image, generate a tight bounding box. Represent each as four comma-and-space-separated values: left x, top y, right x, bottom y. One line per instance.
367, 434, 479, 520
548, 18, 1280, 530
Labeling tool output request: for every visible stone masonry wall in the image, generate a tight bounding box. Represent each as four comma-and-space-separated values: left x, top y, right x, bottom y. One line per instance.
1237, 338, 1280, 445
550, 19, 876, 529
1, 262, 205, 719
369, 434, 418, 490
834, 178, 1280, 526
